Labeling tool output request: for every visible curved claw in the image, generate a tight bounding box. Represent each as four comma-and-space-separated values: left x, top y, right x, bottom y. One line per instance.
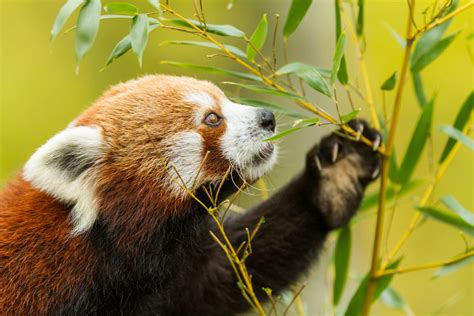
315, 155, 322, 172
355, 123, 364, 140
332, 143, 339, 163
371, 164, 381, 179
372, 134, 381, 151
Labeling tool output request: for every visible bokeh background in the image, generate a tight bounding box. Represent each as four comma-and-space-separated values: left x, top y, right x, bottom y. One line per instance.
1, 0, 473, 315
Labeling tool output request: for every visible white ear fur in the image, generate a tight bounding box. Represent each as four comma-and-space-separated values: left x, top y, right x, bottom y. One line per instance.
23, 126, 104, 235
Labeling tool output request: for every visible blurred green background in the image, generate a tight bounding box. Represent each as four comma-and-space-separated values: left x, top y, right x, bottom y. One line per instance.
1, 0, 472, 315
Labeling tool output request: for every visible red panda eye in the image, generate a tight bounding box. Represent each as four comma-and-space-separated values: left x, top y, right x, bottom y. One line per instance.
204, 113, 221, 127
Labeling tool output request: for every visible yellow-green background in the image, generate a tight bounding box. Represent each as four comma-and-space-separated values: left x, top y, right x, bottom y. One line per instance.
1, 0, 472, 315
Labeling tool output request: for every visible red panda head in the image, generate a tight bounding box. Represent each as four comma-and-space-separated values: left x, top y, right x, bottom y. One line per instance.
23, 75, 277, 235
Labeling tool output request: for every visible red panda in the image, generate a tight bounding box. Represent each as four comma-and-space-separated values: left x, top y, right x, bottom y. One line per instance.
0, 75, 381, 315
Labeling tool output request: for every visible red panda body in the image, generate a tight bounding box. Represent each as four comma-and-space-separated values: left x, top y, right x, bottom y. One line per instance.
0, 75, 382, 315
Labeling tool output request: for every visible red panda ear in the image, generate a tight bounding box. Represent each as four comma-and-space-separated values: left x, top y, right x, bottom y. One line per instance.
23, 125, 104, 234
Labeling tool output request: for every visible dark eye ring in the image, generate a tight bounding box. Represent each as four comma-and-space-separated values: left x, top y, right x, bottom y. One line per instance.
204, 112, 222, 127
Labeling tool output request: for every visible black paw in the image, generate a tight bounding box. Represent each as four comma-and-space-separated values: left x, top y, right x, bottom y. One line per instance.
305, 119, 382, 229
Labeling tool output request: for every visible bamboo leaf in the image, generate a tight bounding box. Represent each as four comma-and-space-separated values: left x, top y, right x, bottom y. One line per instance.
417, 207, 474, 236
161, 61, 261, 81
333, 226, 351, 305
341, 108, 361, 123
433, 249, 474, 278
356, 0, 364, 36
411, 31, 460, 72
160, 40, 246, 58
345, 259, 402, 316
148, 0, 160, 9
331, 32, 346, 85
439, 92, 473, 163
104, 2, 137, 15
398, 98, 434, 185
388, 147, 400, 184
439, 125, 474, 151
360, 180, 421, 211
263, 118, 320, 142
222, 82, 303, 99
277, 62, 331, 97
385, 24, 406, 48
230, 98, 306, 118
283, 0, 313, 38
51, 0, 84, 42
381, 72, 397, 91
75, 0, 101, 67
380, 287, 405, 309
247, 14, 268, 61
130, 13, 149, 67
167, 18, 245, 37
412, 71, 428, 107
441, 195, 474, 226
334, 0, 349, 85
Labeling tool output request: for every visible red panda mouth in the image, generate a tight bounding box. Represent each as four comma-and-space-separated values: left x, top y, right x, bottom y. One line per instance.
251, 143, 274, 165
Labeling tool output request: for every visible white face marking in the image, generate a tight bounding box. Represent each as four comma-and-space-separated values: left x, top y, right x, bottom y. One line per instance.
220, 99, 277, 182
23, 126, 103, 235
166, 131, 204, 194
184, 91, 216, 126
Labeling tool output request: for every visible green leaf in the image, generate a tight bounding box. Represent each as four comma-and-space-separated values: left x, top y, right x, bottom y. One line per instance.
356, 0, 364, 36
333, 226, 351, 305
276, 62, 331, 97
380, 287, 405, 309
334, 0, 349, 85
397, 98, 434, 185
345, 259, 402, 316
263, 118, 320, 142
412, 71, 428, 107
148, 0, 160, 9
388, 147, 400, 184
439, 92, 473, 163
410, 31, 459, 72
360, 180, 421, 211
385, 24, 406, 48
160, 40, 246, 58
283, 0, 313, 38
104, 2, 137, 15
130, 13, 149, 67
433, 249, 474, 278
381, 72, 397, 91
331, 32, 346, 85
167, 18, 245, 37
75, 0, 101, 67
51, 0, 84, 42
341, 108, 361, 123
417, 207, 474, 236
439, 125, 474, 151
229, 98, 306, 118
246, 14, 268, 61
441, 195, 474, 226
222, 82, 303, 99
161, 61, 262, 81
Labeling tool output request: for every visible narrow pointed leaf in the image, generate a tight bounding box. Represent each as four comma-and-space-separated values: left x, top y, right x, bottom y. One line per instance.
341, 108, 361, 123
167, 18, 245, 37
148, 0, 160, 9
441, 195, 474, 226
417, 207, 474, 236
222, 82, 303, 99
130, 13, 149, 67
51, 0, 84, 42
345, 259, 402, 316
331, 32, 346, 85
161, 61, 261, 81
411, 31, 459, 72
104, 2, 138, 15
230, 98, 306, 118
380, 287, 405, 309
334, 1, 349, 85
263, 118, 320, 142
283, 0, 313, 38
439, 125, 474, 151
247, 14, 268, 61
439, 92, 473, 163
385, 24, 406, 48
161, 40, 246, 58
388, 147, 400, 184
381, 72, 397, 91
333, 226, 351, 305
356, 0, 364, 36
412, 71, 428, 107
433, 249, 474, 278
360, 180, 421, 211
277, 62, 331, 97
398, 98, 434, 185
75, 0, 101, 66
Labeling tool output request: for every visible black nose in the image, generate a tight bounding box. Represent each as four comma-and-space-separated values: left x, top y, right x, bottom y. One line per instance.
259, 110, 275, 132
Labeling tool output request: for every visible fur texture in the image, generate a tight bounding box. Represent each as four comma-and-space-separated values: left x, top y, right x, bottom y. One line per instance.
0, 75, 381, 315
